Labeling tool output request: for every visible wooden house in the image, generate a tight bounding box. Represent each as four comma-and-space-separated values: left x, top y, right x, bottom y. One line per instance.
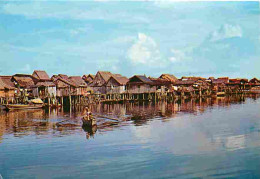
159, 74, 178, 83
90, 71, 113, 94
32, 70, 50, 81
249, 78, 260, 87
126, 75, 156, 94
51, 74, 77, 97
0, 76, 15, 104
31, 70, 56, 98
82, 74, 95, 85
174, 80, 195, 87
211, 77, 229, 91
181, 76, 206, 81
11, 74, 36, 98
32, 81, 56, 99
106, 75, 129, 94
149, 77, 173, 93
69, 76, 88, 96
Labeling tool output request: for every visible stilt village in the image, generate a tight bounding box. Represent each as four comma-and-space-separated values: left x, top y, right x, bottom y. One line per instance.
1, 70, 260, 107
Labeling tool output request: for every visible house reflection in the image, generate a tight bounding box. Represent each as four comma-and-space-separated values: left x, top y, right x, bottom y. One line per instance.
0, 94, 259, 141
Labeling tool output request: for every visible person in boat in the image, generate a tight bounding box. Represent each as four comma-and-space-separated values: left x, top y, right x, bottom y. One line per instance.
83, 107, 92, 121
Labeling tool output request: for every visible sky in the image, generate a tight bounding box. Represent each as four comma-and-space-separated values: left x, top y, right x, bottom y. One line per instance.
0, 1, 259, 78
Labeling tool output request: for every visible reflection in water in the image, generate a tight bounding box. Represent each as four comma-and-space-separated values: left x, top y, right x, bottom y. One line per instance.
82, 125, 97, 139
0, 94, 254, 141
0, 94, 260, 178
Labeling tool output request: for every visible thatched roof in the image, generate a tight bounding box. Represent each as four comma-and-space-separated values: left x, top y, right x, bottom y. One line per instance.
181, 76, 206, 81
54, 77, 77, 88
69, 76, 87, 87
0, 76, 15, 90
159, 74, 178, 82
34, 81, 55, 87
12, 74, 35, 88
108, 75, 128, 85
175, 80, 195, 85
249, 78, 260, 83
149, 77, 172, 86
98, 71, 113, 82
33, 70, 50, 80
58, 74, 70, 80
82, 74, 95, 80
212, 78, 229, 84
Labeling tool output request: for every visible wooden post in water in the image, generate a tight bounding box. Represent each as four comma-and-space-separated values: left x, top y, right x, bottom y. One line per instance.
48, 97, 50, 106
69, 95, 71, 106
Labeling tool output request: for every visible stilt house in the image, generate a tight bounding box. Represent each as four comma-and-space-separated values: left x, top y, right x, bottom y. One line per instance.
82, 74, 95, 85
126, 75, 156, 94
0, 76, 15, 104
106, 75, 129, 94
90, 71, 113, 94
31, 70, 56, 98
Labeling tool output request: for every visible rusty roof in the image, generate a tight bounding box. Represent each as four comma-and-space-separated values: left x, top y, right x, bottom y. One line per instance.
0, 76, 15, 90
33, 70, 50, 80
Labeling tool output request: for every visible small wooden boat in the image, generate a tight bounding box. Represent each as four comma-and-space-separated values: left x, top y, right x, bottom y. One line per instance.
216, 92, 225, 96
82, 115, 97, 127
4, 98, 44, 111
4, 104, 44, 111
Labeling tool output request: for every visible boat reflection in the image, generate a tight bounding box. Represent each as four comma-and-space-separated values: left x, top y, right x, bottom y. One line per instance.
82, 125, 97, 139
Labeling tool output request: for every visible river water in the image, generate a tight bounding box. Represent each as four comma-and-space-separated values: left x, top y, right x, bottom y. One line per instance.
0, 95, 260, 178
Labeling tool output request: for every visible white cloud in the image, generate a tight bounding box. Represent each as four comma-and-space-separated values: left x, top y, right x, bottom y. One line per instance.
127, 33, 162, 66
169, 49, 192, 63
208, 24, 242, 42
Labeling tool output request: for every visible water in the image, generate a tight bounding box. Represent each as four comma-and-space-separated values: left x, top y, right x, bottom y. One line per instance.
1, 95, 260, 178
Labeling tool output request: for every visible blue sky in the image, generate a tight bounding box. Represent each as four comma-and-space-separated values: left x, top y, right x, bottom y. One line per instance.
0, 1, 259, 78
